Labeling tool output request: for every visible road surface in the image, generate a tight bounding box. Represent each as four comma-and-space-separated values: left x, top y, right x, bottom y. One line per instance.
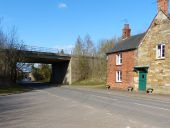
0, 83, 170, 128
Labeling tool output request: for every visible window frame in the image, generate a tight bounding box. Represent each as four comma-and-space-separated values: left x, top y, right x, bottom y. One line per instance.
116, 71, 122, 83
156, 44, 165, 59
116, 53, 122, 65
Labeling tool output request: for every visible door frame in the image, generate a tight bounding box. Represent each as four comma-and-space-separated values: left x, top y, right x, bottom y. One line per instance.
134, 66, 149, 91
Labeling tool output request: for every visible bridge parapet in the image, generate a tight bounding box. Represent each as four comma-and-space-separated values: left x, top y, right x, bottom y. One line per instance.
23, 45, 72, 55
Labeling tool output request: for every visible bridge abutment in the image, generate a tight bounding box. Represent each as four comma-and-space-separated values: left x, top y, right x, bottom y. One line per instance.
51, 61, 70, 85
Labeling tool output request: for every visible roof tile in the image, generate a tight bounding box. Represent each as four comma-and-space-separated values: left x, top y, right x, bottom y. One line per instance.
107, 33, 145, 54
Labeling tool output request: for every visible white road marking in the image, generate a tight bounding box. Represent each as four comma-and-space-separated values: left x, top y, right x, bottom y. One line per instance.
134, 97, 170, 104
126, 126, 131, 128
39, 89, 170, 113
85, 105, 95, 110
38, 90, 68, 101
92, 95, 118, 101
106, 112, 113, 116
134, 103, 170, 112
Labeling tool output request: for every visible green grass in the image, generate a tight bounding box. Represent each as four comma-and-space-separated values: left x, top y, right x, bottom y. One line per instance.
71, 79, 106, 89
0, 84, 31, 94
38, 79, 50, 83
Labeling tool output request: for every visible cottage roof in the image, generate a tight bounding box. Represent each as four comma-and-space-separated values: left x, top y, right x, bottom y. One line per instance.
107, 33, 145, 54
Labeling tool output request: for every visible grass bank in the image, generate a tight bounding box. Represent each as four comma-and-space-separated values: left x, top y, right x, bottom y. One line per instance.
0, 84, 31, 95
71, 79, 106, 89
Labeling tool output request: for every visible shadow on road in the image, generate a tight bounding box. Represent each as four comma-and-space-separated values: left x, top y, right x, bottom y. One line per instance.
19, 82, 63, 91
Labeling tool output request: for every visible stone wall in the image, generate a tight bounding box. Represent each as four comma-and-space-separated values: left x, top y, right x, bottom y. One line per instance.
136, 11, 170, 93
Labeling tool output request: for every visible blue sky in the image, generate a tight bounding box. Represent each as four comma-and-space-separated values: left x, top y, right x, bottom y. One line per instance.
0, 0, 166, 50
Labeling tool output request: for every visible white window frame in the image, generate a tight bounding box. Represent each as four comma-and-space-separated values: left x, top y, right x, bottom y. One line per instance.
106, 56, 108, 61
156, 44, 165, 59
116, 71, 122, 83
116, 53, 122, 65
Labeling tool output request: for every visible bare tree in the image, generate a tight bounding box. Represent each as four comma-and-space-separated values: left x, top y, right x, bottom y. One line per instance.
0, 23, 26, 83
73, 36, 89, 80
72, 35, 118, 83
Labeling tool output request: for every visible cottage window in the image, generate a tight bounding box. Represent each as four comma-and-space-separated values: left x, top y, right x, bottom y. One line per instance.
116, 54, 122, 65
106, 56, 108, 61
156, 44, 165, 59
116, 71, 122, 82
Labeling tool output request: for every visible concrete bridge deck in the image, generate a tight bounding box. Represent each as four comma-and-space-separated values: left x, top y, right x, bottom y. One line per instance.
0, 46, 72, 85
22, 50, 71, 64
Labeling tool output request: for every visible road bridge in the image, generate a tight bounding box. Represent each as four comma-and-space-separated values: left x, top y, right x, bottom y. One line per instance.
0, 45, 74, 85
21, 45, 73, 85
1, 45, 96, 85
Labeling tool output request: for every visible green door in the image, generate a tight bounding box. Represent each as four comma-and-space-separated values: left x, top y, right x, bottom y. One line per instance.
139, 72, 147, 91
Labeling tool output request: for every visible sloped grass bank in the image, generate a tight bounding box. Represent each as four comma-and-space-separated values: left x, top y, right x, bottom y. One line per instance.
72, 79, 106, 89
0, 84, 31, 95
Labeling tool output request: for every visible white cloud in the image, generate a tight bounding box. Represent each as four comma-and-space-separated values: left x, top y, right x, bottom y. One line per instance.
58, 3, 68, 9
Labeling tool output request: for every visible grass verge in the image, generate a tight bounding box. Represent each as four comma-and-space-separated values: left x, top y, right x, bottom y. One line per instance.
0, 84, 31, 95
71, 79, 106, 89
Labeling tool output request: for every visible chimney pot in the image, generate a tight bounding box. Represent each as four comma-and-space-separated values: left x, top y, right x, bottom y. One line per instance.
122, 24, 131, 39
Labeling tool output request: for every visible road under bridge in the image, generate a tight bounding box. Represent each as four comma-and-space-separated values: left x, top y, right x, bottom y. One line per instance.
1, 45, 96, 85
20, 50, 71, 85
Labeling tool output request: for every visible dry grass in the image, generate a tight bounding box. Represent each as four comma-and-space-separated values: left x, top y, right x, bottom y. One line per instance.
71, 79, 106, 89
0, 83, 31, 94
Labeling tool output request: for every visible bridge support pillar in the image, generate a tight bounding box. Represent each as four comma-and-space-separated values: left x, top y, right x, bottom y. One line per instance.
51, 61, 70, 85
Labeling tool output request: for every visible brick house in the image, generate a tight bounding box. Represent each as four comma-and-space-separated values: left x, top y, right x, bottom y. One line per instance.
106, 25, 145, 90
107, 0, 170, 93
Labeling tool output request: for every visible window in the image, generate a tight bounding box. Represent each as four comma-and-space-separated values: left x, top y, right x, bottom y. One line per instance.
106, 56, 108, 61
116, 53, 122, 65
156, 44, 165, 59
116, 71, 122, 82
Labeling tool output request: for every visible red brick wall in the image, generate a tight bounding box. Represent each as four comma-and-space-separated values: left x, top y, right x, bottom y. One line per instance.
107, 50, 136, 90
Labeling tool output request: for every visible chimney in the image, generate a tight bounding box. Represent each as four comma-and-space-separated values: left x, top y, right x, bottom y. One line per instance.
122, 24, 131, 39
157, 0, 169, 15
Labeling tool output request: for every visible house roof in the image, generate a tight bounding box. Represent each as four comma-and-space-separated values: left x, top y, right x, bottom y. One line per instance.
107, 33, 145, 54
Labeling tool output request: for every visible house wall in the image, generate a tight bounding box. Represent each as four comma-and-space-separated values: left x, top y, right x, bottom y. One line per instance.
107, 50, 136, 90
136, 12, 170, 94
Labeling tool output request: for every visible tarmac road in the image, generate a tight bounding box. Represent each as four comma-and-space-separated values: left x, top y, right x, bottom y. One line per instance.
0, 83, 170, 128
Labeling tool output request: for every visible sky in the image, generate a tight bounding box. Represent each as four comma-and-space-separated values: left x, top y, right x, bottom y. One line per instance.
0, 0, 167, 50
